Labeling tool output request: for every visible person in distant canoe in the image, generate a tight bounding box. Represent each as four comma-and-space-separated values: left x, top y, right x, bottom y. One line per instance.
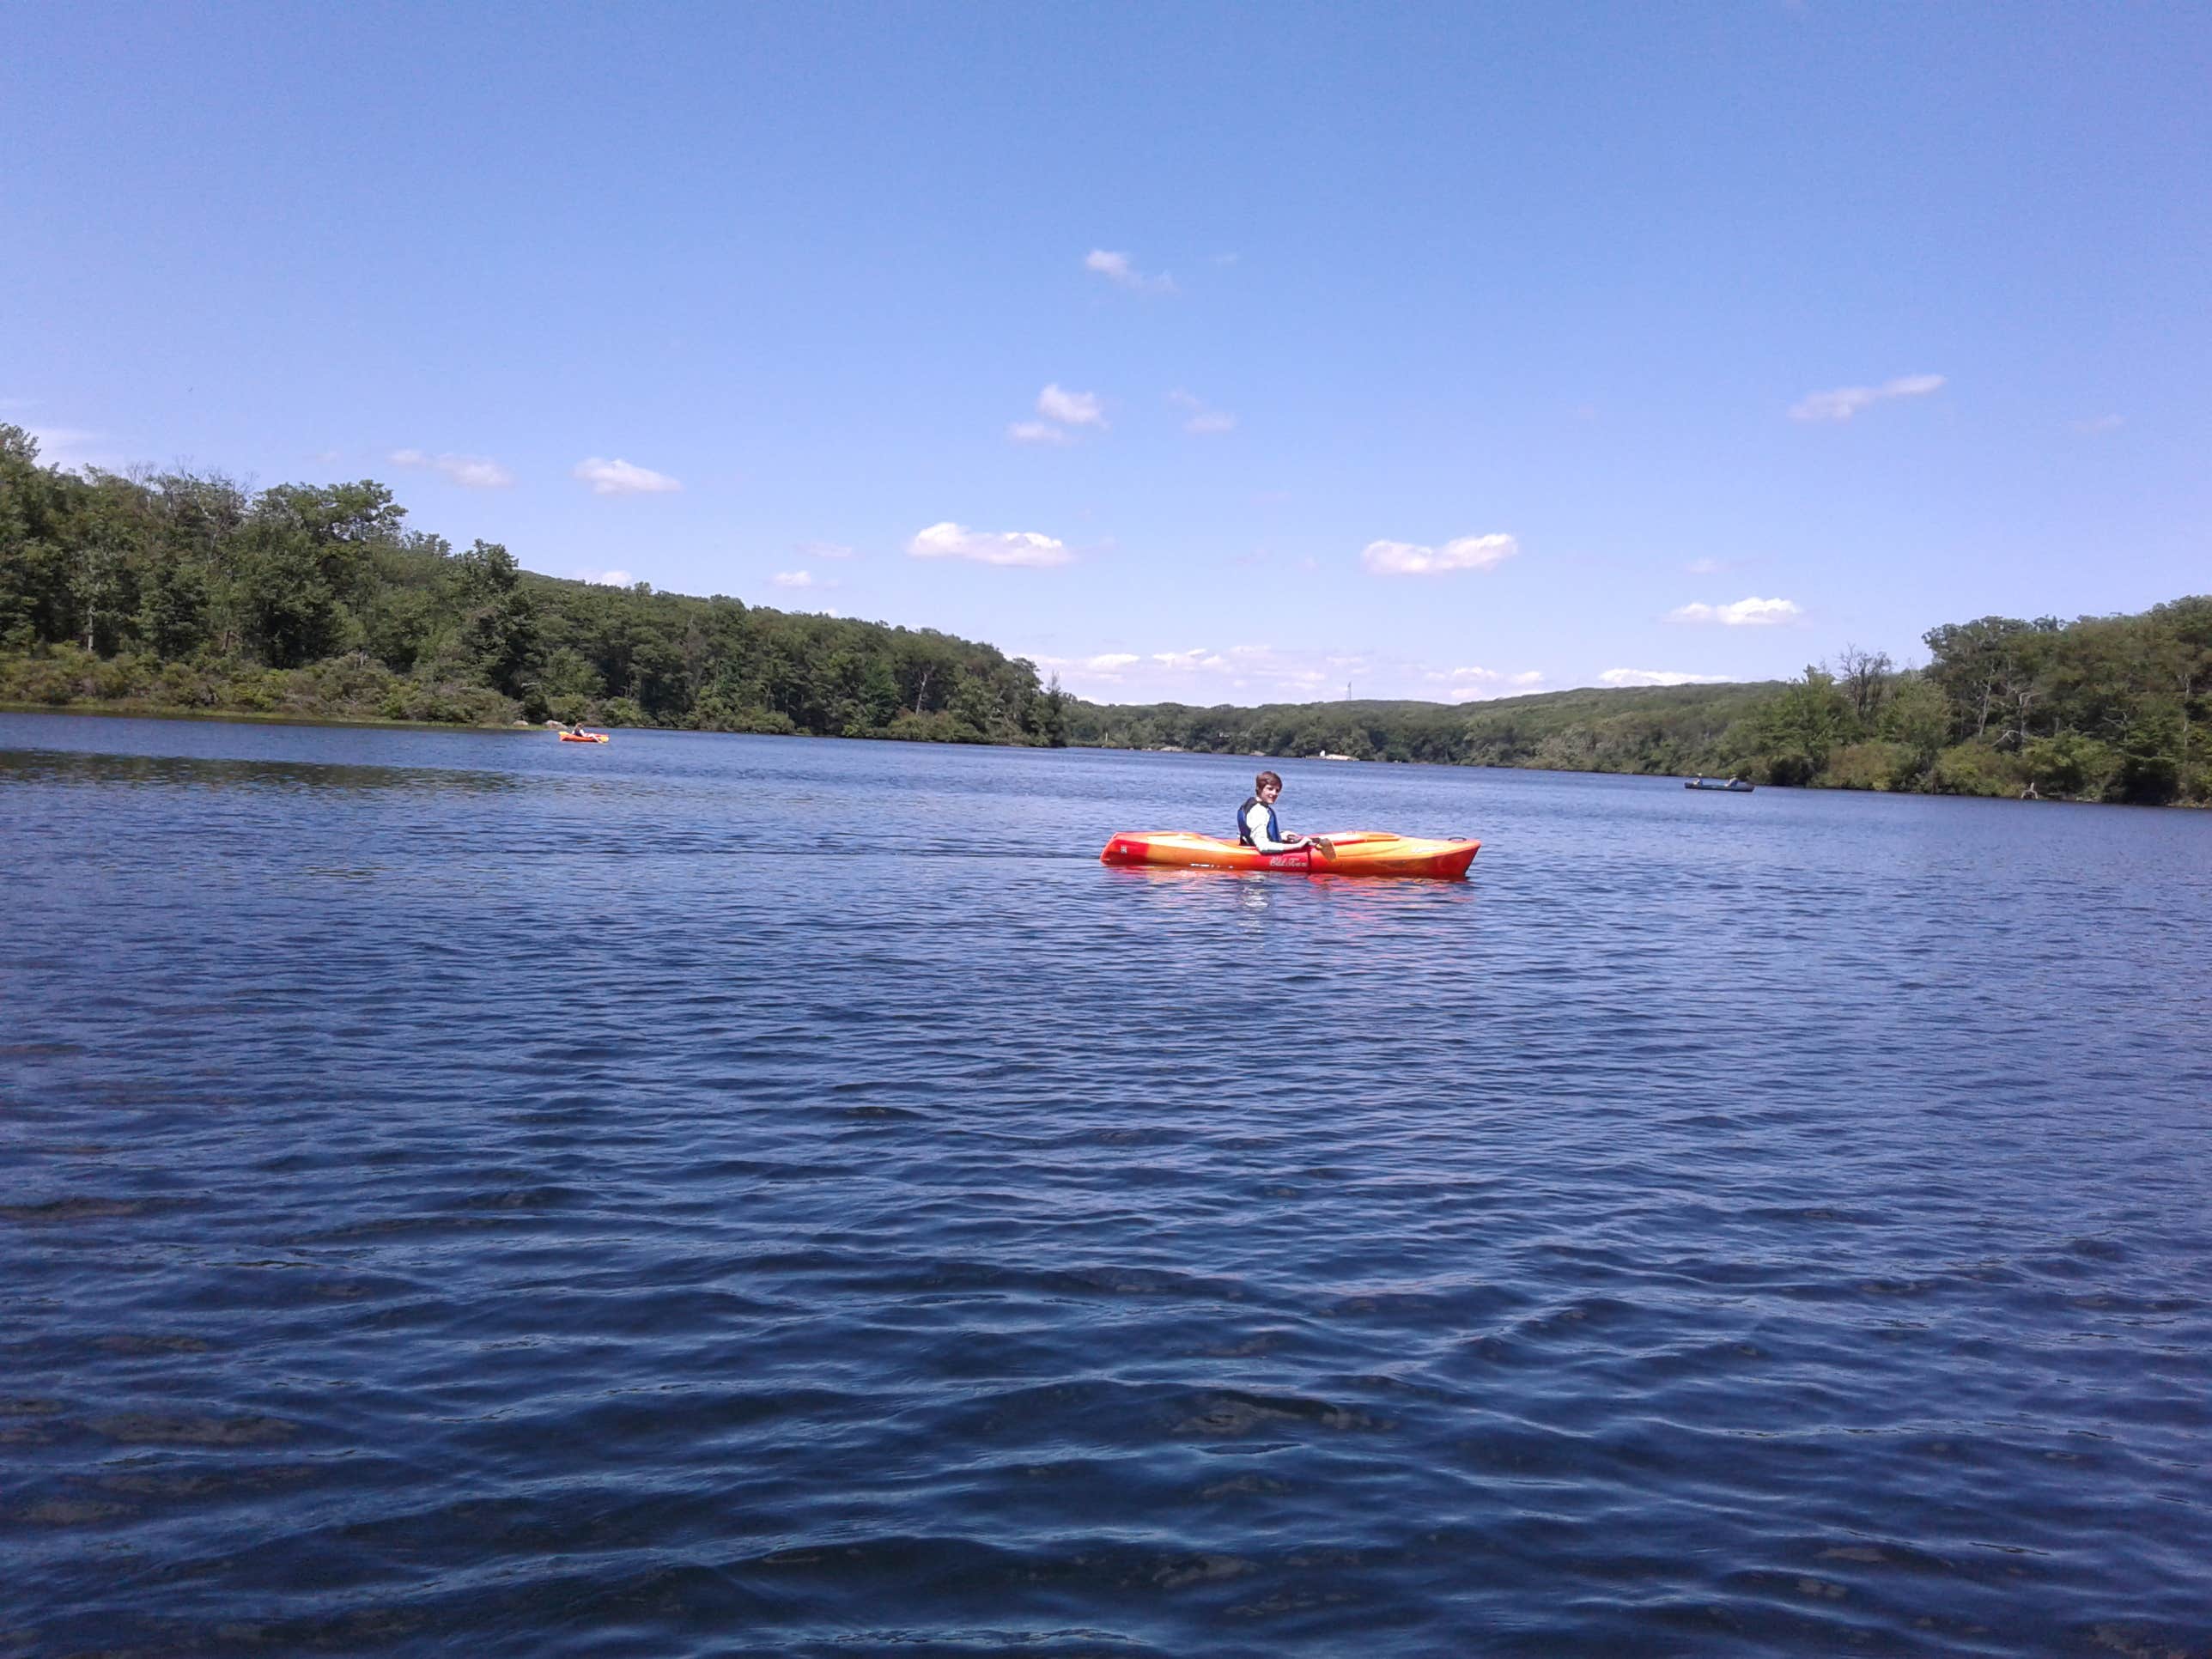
1237, 770, 1315, 854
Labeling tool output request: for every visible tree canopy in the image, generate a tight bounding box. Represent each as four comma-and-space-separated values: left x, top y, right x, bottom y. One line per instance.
0, 427, 1068, 745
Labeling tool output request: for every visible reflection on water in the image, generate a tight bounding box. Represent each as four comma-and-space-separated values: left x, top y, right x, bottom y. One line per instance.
0, 747, 523, 795
3, 712, 2209, 1658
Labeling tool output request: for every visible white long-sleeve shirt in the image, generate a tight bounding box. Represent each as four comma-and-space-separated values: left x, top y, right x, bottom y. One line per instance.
1241, 797, 1304, 854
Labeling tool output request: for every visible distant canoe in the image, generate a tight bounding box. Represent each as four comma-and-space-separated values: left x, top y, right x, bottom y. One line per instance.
1685, 777, 1753, 792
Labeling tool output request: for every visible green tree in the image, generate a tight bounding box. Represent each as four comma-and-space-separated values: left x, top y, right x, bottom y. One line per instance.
451, 539, 540, 698
137, 557, 211, 658
1752, 665, 1849, 785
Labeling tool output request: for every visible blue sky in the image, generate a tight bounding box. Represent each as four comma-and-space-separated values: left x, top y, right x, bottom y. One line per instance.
6, 2, 2207, 704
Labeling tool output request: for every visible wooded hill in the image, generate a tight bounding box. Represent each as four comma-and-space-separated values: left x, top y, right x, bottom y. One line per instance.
0, 426, 1068, 744
3, 425, 2204, 803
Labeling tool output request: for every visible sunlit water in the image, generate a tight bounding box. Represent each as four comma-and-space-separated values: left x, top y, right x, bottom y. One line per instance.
4, 713, 2209, 1656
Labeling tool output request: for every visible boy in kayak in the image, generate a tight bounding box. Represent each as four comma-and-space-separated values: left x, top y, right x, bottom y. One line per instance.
1237, 770, 1315, 854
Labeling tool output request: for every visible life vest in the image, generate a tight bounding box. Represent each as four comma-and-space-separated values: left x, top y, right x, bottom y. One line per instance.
1237, 795, 1283, 848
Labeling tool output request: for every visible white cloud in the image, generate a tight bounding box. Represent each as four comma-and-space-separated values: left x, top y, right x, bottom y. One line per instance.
771, 570, 817, 588
1085, 248, 1176, 295
1600, 668, 1734, 687
1169, 389, 1237, 434
1789, 374, 1946, 422
797, 540, 854, 560
1684, 556, 1726, 575
2074, 413, 2124, 434
573, 456, 681, 495
1361, 533, 1520, 576
1007, 421, 1072, 447
572, 568, 635, 587
1669, 596, 1803, 626
391, 448, 513, 488
1036, 383, 1105, 427
908, 521, 1073, 568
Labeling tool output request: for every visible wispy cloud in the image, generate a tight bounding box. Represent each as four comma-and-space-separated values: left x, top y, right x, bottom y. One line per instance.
1684, 556, 1728, 575
770, 570, 825, 589
1037, 384, 1104, 427
391, 448, 514, 488
573, 456, 681, 495
2073, 413, 2124, 434
572, 568, 636, 587
1169, 389, 1237, 434
1789, 374, 1946, 422
1600, 668, 1734, 687
796, 540, 855, 560
24, 426, 112, 469
908, 521, 1072, 568
1669, 596, 1802, 627
1024, 643, 1551, 705
1085, 248, 1176, 295
1009, 383, 1106, 446
1361, 533, 1520, 577
1427, 666, 1547, 702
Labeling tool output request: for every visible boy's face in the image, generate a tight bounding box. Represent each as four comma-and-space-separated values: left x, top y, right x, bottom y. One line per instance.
1259, 781, 1282, 803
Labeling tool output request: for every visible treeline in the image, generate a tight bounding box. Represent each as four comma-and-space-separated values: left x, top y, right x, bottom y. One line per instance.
7, 426, 2203, 802
0, 427, 1068, 744
1067, 602, 2212, 806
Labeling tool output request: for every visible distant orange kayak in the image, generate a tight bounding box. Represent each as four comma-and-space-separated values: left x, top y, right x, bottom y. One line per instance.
1100, 830, 1480, 879
557, 732, 610, 744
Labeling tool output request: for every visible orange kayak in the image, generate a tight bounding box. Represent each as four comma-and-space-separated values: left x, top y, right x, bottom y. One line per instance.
557, 732, 611, 744
1100, 830, 1480, 879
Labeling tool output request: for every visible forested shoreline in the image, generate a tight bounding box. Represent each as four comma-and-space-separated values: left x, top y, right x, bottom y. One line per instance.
1070, 600, 2209, 805
0, 428, 1069, 744
3, 427, 2204, 802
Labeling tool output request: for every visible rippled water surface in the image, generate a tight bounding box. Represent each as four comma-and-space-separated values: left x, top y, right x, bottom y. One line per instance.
4, 713, 2209, 1656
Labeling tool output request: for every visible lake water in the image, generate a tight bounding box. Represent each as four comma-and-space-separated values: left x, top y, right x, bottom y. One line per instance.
4, 713, 2209, 1656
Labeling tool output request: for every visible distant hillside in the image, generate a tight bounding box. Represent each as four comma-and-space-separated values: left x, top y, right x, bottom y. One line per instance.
1066, 680, 1783, 774
1067, 602, 2209, 808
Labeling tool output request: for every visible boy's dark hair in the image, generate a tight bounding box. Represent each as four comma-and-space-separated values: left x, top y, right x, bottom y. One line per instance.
1254, 769, 1282, 792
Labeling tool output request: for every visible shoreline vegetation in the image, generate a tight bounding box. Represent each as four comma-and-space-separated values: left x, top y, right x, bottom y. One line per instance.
3, 427, 2205, 805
